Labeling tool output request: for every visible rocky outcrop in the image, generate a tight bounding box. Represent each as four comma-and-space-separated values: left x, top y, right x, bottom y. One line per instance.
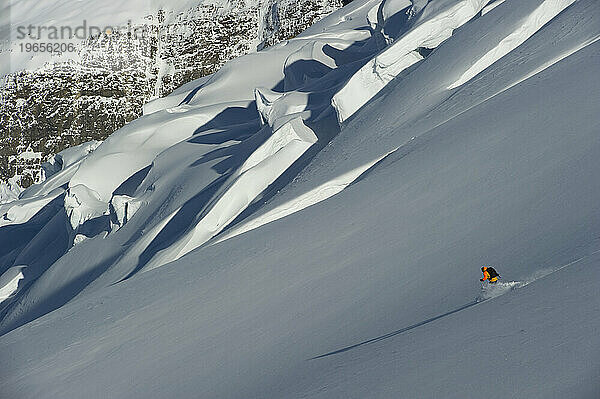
0, 0, 342, 186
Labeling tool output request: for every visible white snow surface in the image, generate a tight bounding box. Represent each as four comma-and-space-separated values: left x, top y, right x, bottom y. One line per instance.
448, 0, 577, 89
332, 0, 489, 123
0, 266, 26, 304
0, 177, 23, 204
1, 0, 600, 397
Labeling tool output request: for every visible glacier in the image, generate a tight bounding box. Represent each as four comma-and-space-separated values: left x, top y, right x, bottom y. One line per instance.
1, 0, 599, 397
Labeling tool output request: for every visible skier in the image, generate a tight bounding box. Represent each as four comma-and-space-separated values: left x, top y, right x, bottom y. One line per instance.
480, 266, 500, 284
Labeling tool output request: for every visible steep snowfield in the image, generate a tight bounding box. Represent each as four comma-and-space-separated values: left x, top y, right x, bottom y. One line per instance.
332, 0, 489, 123
1, 0, 600, 397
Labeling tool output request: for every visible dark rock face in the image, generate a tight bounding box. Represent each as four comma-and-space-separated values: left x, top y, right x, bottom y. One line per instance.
0, 0, 342, 186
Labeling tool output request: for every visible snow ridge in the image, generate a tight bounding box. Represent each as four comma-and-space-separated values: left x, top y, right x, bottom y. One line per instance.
448, 0, 577, 89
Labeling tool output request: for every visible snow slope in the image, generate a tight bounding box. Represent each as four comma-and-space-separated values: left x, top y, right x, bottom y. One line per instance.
0, 177, 23, 204
1, 0, 600, 397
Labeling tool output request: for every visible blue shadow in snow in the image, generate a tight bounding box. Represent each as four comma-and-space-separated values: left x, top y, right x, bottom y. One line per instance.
310, 299, 480, 359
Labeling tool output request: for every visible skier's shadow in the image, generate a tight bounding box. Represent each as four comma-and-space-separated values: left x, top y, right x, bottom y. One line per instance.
310, 299, 480, 360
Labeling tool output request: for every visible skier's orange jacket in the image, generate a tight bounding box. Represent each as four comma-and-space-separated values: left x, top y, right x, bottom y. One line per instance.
481, 267, 498, 282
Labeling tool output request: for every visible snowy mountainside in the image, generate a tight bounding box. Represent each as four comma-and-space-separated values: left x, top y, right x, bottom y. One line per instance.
1, 0, 600, 397
0, 0, 342, 186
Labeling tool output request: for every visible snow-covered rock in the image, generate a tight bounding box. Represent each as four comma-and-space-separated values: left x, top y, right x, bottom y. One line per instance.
64, 184, 109, 230
0, 177, 23, 204
0, 0, 343, 185
0, 266, 27, 304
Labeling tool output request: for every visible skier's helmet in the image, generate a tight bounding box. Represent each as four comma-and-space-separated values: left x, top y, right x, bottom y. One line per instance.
481, 266, 487, 272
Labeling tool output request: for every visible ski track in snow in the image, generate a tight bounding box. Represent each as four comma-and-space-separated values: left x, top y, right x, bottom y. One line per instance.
312, 248, 600, 360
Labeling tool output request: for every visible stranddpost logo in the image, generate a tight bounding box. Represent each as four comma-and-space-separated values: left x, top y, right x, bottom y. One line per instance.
13, 20, 177, 54
16, 20, 120, 41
